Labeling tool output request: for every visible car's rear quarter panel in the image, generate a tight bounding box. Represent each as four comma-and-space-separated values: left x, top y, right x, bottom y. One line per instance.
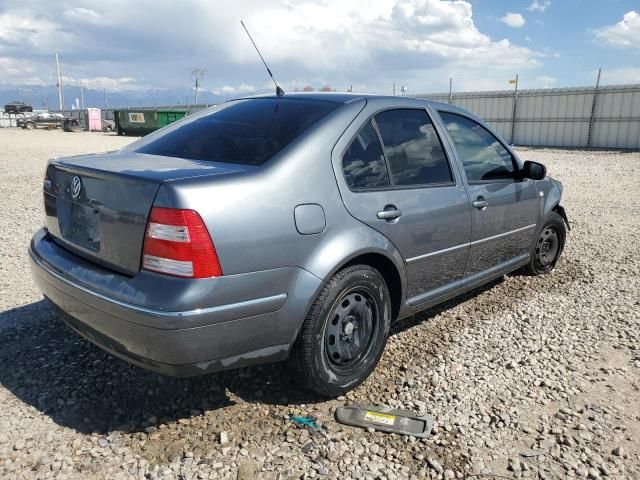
154, 98, 399, 279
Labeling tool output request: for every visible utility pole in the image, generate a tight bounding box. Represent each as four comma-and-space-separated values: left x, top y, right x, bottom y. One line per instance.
55, 53, 64, 110
509, 74, 519, 145
103, 88, 109, 109
393, 82, 396, 96
448, 77, 453, 104
192, 68, 205, 105
79, 82, 86, 110
587, 67, 602, 148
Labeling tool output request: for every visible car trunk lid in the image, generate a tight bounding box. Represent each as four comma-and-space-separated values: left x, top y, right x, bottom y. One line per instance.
44, 150, 252, 275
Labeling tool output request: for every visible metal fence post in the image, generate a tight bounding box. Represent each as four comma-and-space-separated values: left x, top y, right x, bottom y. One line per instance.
586, 68, 602, 148
509, 74, 519, 144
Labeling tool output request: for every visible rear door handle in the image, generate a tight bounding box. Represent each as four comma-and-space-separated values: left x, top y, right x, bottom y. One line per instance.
472, 197, 488, 209
377, 206, 403, 221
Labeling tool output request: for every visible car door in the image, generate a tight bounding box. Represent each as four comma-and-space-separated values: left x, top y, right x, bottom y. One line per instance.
334, 105, 471, 305
437, 110, 539, 285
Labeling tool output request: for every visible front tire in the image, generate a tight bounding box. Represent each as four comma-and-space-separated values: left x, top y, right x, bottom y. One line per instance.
526, 212, 566, 275
289, 264, 391, 397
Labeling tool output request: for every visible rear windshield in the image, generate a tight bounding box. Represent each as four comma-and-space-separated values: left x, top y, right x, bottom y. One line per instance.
135, 98, 339, 165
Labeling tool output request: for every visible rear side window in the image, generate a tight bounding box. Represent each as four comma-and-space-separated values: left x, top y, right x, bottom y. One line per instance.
342, 120, 390, 189
374, 109, 453, 186
135, 99, 339, 166
439, 111, 516, 182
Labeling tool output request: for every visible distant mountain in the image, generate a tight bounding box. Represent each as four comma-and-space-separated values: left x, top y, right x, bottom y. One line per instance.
0, 85, 230, 110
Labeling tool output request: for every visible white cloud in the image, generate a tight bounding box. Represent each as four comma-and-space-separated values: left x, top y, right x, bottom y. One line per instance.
594, 11, 640, 49
0, 11, 76, 52
500, 13, 526, 28
64, 7, 103, 25
238, 1, 538, 71
0, 57, 41, 85
527, 1, 551, 13
534, 75, 557, 88
0, 56, 145, 91
78, 76, 142, 91
212, 83, 256, 95
599, 67, 640, 85
0, 0, 542, 94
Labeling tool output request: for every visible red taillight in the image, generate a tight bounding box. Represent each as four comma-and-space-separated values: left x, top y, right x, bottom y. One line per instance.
142, 207, 222, 278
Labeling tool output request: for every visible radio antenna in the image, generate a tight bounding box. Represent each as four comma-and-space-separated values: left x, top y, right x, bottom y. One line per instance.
240, 20, 284, 97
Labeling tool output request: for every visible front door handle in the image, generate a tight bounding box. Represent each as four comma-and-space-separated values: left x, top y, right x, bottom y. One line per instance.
472, 197, 488, 209
377, 206, 403, 221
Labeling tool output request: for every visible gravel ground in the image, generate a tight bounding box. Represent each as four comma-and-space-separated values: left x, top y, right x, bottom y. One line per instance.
0, 128, 638, 480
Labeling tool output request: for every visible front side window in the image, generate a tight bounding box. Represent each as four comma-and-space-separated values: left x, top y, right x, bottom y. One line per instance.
374, 109, 453, 186
439, 111, 516, 183
135, 98, 339, 166
342, 120, 390, 189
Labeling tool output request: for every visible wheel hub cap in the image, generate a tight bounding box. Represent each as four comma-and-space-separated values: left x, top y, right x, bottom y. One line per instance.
342, 317, 356, 336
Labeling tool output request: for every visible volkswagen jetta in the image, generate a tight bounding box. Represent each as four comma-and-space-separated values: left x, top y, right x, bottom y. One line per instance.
29, 93, 568, 396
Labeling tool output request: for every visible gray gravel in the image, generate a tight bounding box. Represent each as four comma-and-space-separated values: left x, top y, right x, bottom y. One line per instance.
0, 129, 639, 479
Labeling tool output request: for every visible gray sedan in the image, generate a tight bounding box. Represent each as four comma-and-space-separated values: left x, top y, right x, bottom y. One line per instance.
29, 93, 568, 396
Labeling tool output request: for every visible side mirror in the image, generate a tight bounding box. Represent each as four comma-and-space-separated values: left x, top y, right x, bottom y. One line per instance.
521, 160, 546, 180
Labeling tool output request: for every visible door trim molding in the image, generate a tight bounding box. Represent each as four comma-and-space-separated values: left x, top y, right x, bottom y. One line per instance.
405, 223, 537, 264
406, 242, 468, 264
469, 223, 537, 247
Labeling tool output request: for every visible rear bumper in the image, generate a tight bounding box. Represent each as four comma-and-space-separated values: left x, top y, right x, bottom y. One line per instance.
29, 229, 321, 376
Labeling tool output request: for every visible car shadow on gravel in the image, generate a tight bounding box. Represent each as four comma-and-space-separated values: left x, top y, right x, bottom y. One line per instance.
0, 300, 327, 434
390, 277, 502, 337
0, 280, 503, 435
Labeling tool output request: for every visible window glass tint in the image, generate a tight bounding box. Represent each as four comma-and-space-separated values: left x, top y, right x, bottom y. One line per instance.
373, 109, 453, 186
439, 111, 515, 182
342, 121, 390, 189
135, 99, 339, 165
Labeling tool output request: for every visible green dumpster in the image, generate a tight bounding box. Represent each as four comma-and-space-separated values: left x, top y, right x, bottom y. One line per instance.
157, 111, 186, 128
114, 109, 187, 136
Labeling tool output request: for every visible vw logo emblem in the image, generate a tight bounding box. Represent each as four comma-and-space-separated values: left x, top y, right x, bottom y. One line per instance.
71, 176, 82, 199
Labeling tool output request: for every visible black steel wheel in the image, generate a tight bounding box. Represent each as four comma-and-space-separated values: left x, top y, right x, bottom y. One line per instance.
324, 288, 380, 372
535, 226, 560, 270
526, 212, 566, 275
289, 264, 391, 397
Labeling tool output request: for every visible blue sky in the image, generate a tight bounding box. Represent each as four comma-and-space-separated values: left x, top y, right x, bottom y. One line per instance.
0, 0, 638, 100
468, 0, 640, 88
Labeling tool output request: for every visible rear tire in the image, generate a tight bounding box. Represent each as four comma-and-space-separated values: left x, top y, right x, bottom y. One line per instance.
289, 265, 391, 397
526, 212, 566, 275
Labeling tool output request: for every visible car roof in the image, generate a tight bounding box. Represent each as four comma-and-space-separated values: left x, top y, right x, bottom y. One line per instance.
236, 91, 471, 116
